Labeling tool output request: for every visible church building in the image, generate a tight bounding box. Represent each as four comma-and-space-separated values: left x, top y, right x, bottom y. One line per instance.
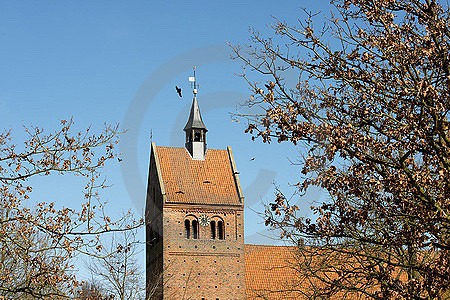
145, 77, 301, 300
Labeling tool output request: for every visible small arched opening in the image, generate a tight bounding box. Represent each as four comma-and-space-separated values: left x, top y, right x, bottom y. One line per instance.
218, 221, 224, 240
210, 221, 216, 239
194, 130, 202, 142
192, 220, 199, 239
185, 219, 191, 239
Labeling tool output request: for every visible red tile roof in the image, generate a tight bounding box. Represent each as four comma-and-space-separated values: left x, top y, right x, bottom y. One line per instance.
245, 244, 409, 299
245, 244, 304, 299
155, 146, 242, 206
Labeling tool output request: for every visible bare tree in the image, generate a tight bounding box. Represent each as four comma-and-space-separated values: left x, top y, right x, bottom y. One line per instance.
76, 281, 114, 300
87, 229, 145, 300
0, 119, 142, 299
0, 225, 76, 299
233, 0, 450, 298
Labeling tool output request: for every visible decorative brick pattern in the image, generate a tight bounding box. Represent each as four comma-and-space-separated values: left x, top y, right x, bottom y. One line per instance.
163, 208, 245, 299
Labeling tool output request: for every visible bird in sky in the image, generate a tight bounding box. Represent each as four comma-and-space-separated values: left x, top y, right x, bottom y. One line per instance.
175, 86, 182, 97
250, 157, 255, 161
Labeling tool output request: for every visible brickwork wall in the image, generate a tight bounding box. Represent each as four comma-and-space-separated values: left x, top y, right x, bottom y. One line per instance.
146, 143, 246, 300
163, 207, 245, 300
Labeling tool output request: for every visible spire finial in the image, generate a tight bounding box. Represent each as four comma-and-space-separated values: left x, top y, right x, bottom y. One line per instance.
189, 67, 198, 95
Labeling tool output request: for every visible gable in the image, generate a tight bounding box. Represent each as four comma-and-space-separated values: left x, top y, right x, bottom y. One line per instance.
154, 146, 243, 206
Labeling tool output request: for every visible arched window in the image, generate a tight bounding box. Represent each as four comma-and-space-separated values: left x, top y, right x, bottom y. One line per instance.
210, 221, 216, 239
184, 215, 198, 239
194, 131, 201, 142
192, 220, 199, 239
218, 221, 224, 240
210, 216, 225, 240
185, 219, 190, 239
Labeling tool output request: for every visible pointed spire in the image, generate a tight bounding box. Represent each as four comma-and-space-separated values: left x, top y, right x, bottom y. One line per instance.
184, 96, 207, 132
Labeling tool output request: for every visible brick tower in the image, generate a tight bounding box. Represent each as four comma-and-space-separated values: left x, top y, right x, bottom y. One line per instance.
145, 77, 245, 299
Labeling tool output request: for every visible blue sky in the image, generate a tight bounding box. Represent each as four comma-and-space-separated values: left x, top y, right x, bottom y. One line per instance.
0, 0, 332, 260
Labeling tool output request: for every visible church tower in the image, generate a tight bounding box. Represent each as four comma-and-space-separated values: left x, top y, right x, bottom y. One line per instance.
146, 72, 246, 300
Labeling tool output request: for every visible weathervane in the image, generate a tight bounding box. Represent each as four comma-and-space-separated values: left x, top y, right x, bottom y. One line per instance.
188, 67, 198, 95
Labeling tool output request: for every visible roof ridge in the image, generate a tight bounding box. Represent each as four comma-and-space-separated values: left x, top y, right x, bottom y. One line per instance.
156, 145, 225, 151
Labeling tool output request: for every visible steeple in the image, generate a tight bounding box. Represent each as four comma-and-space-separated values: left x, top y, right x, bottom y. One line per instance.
184, 68, 207, 160
183, 96, 207, 132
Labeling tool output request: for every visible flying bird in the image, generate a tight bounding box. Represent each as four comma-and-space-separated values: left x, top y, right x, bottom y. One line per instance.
250, 157, 255, 161
175, 86, 182, 97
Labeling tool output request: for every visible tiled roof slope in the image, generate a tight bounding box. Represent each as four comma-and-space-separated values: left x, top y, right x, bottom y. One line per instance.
245, 244, 401, 299
155, 146, 241, 206
245, 244, 304, 299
